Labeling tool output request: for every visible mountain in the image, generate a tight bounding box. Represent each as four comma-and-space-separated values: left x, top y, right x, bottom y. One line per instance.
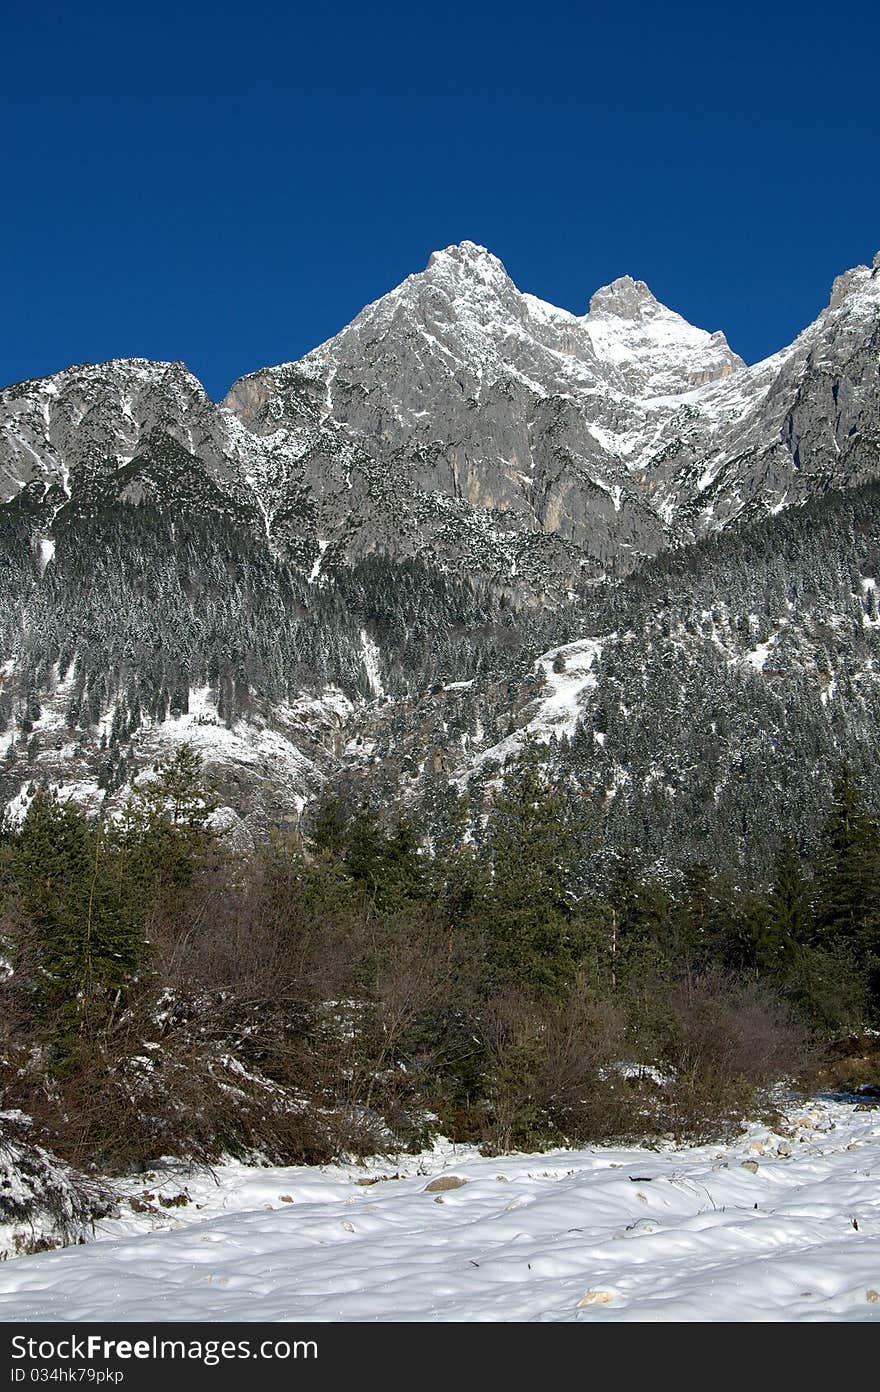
228, 241, 880, 562
224, 242, 744, 572
1, 242, 880, 864
4, 243, 878, 585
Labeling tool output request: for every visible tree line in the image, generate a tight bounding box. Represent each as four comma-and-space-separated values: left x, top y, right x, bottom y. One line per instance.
1, 747, 876, 1173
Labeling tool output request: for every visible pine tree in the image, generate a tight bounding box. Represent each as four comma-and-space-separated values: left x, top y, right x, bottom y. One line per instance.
12, 792, 147, 1068
341, 805, 428, 911
137, 745, 211, 830
114, 744, 216, 941
814, 765, 879, 954
756, 837, 813, 975
481, 764, 584, 994
310, 796, 350, 858
587, 853, 673, 990
674, 861, 721, 970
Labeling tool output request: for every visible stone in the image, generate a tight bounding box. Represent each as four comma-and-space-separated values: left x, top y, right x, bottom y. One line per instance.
424, 1175, 469, 1193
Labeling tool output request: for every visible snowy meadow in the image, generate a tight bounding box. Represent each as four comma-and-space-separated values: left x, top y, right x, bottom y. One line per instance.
1, 1096, 878, 1323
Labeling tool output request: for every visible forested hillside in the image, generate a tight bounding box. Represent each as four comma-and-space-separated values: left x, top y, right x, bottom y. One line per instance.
2, 243, 880, 1200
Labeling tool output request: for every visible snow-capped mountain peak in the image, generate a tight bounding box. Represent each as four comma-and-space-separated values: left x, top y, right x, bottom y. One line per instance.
2, 242, 879, 599
587, 274, 660, 319
584, 276, 744, 393
176, 243, 880, 576
426, 239, 509, 280
243, 243, 745, 417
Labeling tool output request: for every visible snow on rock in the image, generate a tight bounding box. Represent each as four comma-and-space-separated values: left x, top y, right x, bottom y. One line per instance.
0, 1097, 879, 1320
463, 636, 605, 780
133, 687, 326, 784
532, 638, 605, 739
742, 638, 776, 672
308, 538, 330, 582
124, 695, 324, 832
5, 243, 877, 594
360, 629, 383, 698
36, 537, 55, 575
3, 685, 333, 833
584, 276, 743, 396
4, 778, 103, 827
276, 687, 355, 731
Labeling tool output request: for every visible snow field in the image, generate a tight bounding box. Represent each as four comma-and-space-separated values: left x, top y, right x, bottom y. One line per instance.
0, 1097, 878, 1321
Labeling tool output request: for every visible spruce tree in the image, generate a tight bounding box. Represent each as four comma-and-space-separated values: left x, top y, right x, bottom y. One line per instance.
756, 837, 813, 975
481, 764, 583, 994
342, 806, 428, 911
814, 765, 879, 954
12, 792, 146, 1068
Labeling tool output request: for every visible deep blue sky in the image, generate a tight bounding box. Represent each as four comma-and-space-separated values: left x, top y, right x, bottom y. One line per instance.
4, 1, 878, 399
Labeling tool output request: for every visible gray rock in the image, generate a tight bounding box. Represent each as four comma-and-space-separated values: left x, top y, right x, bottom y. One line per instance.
423, 1175, 469, 1192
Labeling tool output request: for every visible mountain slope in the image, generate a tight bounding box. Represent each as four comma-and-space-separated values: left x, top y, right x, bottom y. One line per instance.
1, 243, 879, 857
225, 241, 880, 566
2, 243, 878, 589
330, 478, 880, 877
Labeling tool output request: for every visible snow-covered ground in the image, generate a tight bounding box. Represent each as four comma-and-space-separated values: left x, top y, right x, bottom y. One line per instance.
1, 1097, 879, 1321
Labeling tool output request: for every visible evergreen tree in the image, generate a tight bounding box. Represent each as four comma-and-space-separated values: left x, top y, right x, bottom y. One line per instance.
481, 764, 584, 994
814, 765, 879, 954
755, 837, 813, 976
310, 796, 349, 858
341, 806, 428, 911
581, 852, 673, 991
111, 744, 216, 943
12, 792, 147, 1068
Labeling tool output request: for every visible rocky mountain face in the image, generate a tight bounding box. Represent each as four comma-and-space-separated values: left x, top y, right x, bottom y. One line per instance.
3, 243, 879, 586
224, 243, 744, 573
1, 243, 879, 859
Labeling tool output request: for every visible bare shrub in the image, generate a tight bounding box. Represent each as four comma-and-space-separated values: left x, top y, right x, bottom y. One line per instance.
288, 906, 456, 1157
649, 971, 807, 1140
478, 984, 633, 1154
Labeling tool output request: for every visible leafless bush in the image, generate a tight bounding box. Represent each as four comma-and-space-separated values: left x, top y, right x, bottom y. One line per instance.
478, 984, 634, 1154
650, 971, 807, 1140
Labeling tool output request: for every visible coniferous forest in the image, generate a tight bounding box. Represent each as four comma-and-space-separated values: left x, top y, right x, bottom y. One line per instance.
1, 742, 877, 1178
